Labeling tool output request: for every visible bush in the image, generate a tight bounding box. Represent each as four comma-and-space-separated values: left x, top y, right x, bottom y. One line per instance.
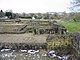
19, 16, 32, 19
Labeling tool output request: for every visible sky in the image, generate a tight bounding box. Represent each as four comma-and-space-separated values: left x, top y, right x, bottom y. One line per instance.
0, 0, 71, 13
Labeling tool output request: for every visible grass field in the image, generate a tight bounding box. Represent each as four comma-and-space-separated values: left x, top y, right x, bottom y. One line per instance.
59, 21, 80, 33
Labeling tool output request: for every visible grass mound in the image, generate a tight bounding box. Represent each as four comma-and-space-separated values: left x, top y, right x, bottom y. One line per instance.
59, 21, 80, 33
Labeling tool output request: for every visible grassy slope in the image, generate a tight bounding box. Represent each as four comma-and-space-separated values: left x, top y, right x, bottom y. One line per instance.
59, 21, 80, 33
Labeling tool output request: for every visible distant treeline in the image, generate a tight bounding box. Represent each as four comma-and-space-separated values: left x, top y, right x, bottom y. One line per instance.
0, 10, 80, 21
19, 16, 32, 19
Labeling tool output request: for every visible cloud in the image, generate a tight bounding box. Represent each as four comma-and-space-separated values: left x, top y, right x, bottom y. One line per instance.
0, 0, 70, 13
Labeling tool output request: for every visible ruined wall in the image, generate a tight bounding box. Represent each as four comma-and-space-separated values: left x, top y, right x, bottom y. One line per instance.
72, 32, 80, 55
0, 43, 47, 50
46, 34, 71, 41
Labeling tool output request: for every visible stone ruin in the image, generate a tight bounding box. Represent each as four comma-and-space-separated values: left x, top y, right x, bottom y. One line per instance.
33, 20, 67, 35
72, 32, 80, 55
0, 20, 67, 35
0, 20, 68, 50
0, 43, 47, 50
46, 34, 71, 41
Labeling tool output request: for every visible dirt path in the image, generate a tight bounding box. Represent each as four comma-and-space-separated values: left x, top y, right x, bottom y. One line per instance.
0, 33, 48, 43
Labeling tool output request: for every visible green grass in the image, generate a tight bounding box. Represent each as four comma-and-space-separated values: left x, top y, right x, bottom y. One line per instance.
59, 21, 80, 33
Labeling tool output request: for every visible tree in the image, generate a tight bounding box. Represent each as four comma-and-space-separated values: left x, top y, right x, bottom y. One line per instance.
53, 12, 58, 19
11, 13, 19, 19
70, 0, 80, 11
5, 12, 12, 19
22, 12, 26, 17
34, 13, 42, 19
0, 10, 5, 17
43, 13, 50, 19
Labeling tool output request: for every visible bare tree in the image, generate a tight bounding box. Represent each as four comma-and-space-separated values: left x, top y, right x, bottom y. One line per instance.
70, 0, 80, 11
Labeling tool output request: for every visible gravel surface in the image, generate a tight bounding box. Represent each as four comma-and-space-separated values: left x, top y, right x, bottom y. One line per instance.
0, 33, 48, 43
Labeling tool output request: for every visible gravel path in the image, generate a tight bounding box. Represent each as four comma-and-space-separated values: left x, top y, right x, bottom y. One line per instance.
0, 33, 48, 43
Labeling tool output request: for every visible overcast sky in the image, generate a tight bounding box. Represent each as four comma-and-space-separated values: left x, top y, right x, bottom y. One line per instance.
0, 0, 71, 13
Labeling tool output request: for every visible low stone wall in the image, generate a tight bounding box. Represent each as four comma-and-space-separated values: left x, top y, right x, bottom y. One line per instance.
0, 30, 26, 34
0, 42, 47, 50
46, 34, 71, 41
